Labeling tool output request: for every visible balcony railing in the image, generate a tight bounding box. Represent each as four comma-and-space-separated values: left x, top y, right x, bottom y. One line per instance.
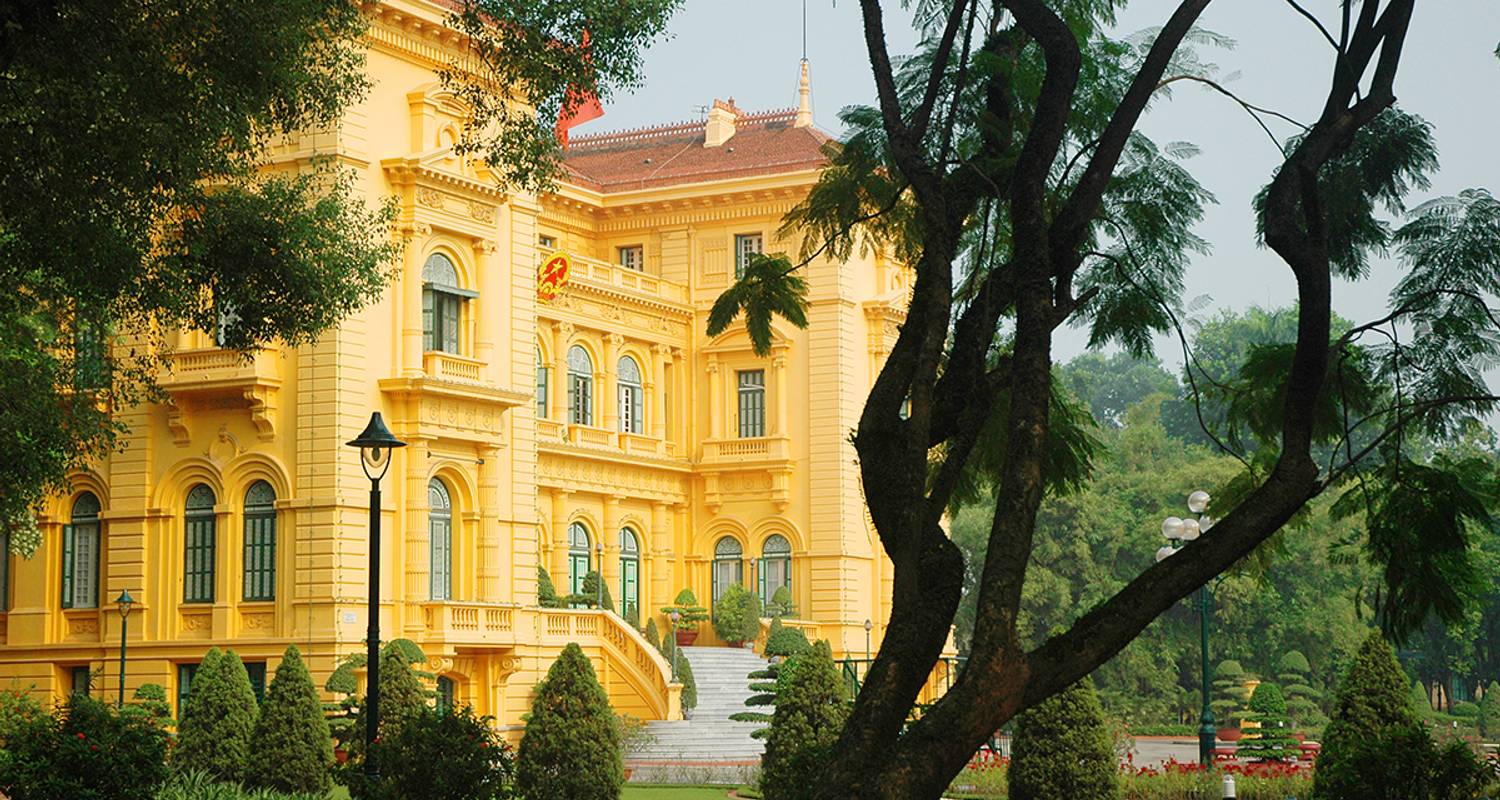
703, 435, 790, 462
540, 248, 688, 305
162, 346, 279, 391
421, 602, 518, 644
423, 351, 486, 385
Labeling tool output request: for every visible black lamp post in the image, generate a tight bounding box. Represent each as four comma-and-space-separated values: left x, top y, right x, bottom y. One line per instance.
1155, 490, 1217, 768
863, 619, 873, 662
115, 588, 134, 708
595, 539, 605, 609
346, 412, 406, 778
668, 610, 681, 681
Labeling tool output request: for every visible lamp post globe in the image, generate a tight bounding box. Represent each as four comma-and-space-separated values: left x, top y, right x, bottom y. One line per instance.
345, 411, 406, 778
1157, 490, 1218, 768
115, 588, 135, 707
864, 618, 873, 661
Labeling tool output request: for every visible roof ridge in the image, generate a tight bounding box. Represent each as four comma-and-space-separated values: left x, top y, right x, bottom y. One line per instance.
568, 106, 802, 150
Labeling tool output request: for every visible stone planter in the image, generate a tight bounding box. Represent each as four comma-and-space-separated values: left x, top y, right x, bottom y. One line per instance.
1217, 726, 1244, 742
675, 629, 699, 646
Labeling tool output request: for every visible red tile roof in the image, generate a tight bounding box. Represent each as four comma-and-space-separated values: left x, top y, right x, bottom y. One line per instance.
561, 108, 832, 192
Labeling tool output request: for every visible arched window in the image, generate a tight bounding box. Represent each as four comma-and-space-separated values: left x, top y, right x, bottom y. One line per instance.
184, 484, 217, 604
568, 522, 592, 596
758, 534, 792, 608
62, 492, 102, 609
429, 479, 453, 601
422, 252, 473, 354
619, 528, 640, 619
617, 356, 643, 434
536, 347, 549, 419
712, 536, 744, 604
567, 346, 594, 425
242, 481, 277, 602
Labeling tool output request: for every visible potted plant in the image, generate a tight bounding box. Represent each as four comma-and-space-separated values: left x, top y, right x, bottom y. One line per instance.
713, 584, 760, 646
662, 588, 708, 646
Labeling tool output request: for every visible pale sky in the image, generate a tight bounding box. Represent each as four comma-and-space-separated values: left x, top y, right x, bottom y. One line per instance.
593, 1, 1500, 367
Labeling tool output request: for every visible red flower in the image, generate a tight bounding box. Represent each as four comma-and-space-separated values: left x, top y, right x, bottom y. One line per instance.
76, 732, 86, 740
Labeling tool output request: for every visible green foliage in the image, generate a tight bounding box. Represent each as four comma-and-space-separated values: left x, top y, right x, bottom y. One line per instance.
1314, 632, 1430, 799
516, 643, 622, 800
131, 684, 173, 725
1060, 351, 1179, 429
1211, 660, 1254, 725
766, 585, 797, 618
0, 0, 399, 539
761, 642, 849, 800
174, 648, 258, 783
1452, 701, 1480, 719
713, 583, 761, 643
1237, 683, 1299, 762
1277, 650, 1324, 728
765, 620, 813, 659
1478, 682, 1500, 738
1008, 679, 1118, 800
571, 570, 615, 610
246, 646, 333, 795
0, 693, 169, 800
537, 566, 564, 608
642, 618, 661, 651
732, 622, 809, 739
445, 0, 681, 192
657, 634, 697, 712
344, 642, 432, 761
662, 588, 709, 628
338, 706, 515, 800
155, 770, 327, 800
706, 253, 810, 357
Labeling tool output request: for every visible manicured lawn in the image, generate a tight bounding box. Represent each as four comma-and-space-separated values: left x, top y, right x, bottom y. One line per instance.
622, 786, 735, 799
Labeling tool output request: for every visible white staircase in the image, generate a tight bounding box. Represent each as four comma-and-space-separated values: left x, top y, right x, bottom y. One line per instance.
630, 646, 770, 765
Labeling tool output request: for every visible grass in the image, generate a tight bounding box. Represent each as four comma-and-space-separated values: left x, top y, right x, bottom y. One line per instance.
622, 786, 736, 799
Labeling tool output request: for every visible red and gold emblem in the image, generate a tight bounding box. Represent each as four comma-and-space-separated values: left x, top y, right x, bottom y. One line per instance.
537, 250, 571, 302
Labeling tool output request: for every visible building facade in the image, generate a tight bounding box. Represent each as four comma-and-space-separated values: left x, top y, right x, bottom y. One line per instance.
0, 0, 912, 731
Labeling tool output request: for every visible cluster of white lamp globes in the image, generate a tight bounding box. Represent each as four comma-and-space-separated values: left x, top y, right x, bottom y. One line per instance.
1155, 489, 1215, 563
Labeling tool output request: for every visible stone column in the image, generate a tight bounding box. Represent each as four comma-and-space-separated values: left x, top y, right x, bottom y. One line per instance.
404, 461, 430, 635
549, 488, 571, 589
473, 239, 499, 382
602, 494, 622, 603
772, 352, 788, 436
401, 224, 430, 376
602, 333, 622, 431
477, 446, 501, 601
707, 357, 721, 439
651, 501, 671, 620
551, 322, 572, 421
650, 344, 667, 441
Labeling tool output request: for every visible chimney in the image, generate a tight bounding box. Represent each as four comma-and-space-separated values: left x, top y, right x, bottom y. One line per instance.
704, 98, 741, 147
794, 59, 813, 128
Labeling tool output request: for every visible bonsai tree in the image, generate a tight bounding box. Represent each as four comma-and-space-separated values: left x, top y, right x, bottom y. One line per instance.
713, 583, 761, 644
661, 588, 709, 644
1211, 659, 1254, 728
246, 644, 334, 794
173, 647, 258, 782
572, 570, 615, 611
1237, 682, 1299, 762
516, 643, 623, 800
1008, 678, 1117, 800
766, 585, 797, 618
761, 641, 849, 800
1278, 650, 1325, 728
732, 618, 813, 738
537, 565, 564, 608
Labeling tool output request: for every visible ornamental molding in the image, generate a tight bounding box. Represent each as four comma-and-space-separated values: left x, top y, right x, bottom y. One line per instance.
536, 452, 690, 502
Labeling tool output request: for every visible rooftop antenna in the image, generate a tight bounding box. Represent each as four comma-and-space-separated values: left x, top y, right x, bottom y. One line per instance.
802, 0, 807, 61
794, 0, 814, 128
691, 104, 709, 120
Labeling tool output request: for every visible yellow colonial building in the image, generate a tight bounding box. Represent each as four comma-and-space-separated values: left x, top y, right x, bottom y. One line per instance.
0, 0, 912, 732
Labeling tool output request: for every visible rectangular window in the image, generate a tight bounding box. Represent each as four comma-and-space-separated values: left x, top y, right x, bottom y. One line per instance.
536, 363, 549, 419
437, 676, 455, 713
618, 384, 642, 434
737, 370, 766, 438
735, 233, 764, 279
245, 662, 267, 704
620, 559, 639, 619
618, 245, 644, 271
60, 522, 100, 609
70, 666, 91, 696
568, 373, 593, 426
422, 288, 463, 354
176, 663, 199, 719
430, 520, 451, 601
663, 366, 673, 439
243, 510, 276, 602
184, 514, 216, 604
712, 559, 743, 604
538, 235, 557, 250
758, 558, 791, 606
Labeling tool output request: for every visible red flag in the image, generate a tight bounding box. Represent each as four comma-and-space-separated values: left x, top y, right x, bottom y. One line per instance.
556, 30, 603, 147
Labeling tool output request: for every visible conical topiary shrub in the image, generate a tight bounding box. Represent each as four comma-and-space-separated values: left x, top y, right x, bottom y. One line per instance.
1478, 681, 1500, 738
1237, 682, 1299, 762
516, 643, 622, 800
761, 641, 849, 800
345, 641, 431, 763
538, 565, 564, 608
246, 644, 334, 794
172, 647, 259, 782
642, 617, 661, 651
576, 570, 615, 610
1313, 630, 1426, 800
1008, 678, 1117, 800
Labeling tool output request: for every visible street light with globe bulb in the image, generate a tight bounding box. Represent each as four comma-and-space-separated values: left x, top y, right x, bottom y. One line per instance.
1155, 490, 1218, 768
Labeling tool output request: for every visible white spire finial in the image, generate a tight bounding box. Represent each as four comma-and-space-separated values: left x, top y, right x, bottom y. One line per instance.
794, 58, 813, 128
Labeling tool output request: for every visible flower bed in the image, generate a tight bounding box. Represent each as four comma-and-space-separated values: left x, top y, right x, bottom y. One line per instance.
947, 756, 1314, 799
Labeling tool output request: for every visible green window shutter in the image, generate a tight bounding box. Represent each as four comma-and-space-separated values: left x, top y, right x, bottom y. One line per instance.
61, 524, 75, 609
422, 287, 435, 351
243, 510, 275, 602
537, 364, 549, 418
245, 662, 267, 703
441, 294, 460, 353
757, 558, 766, 602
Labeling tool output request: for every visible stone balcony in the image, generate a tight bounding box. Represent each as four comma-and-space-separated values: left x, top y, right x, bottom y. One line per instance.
546, 248, 688, 306
536, 419, 679, 460
159, 346, 283, 441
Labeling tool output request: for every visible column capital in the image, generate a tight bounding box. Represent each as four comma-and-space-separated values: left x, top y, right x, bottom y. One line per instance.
606, 332, 626, 348
474, 238, 501, 255
556, 321, 575, 339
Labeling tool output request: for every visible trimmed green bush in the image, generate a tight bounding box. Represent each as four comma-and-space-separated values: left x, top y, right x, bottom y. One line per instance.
516, 643, 623, 800
246, 645, 333, 794
130, 683, 172, 724
537, 565, 564, 608
0, 693, 169, 800
655, 624, 697, 712
1452, 701, 1480, 719
765, 618, 812, 658
765, 585, 796, 618
174, 648, 259, 782
661, 588, 709, 629
1211, 659, 1253, 725
1277, 649, 1324, 728
761, 641, 849, 800
339, 706, 515, 800
713, 583, 760, 643
1008, 678, 1117, 800
344, 642, 431, 763
642, 617, 661, 650
1478, 681, 1500, 738
573, 570, 615, 610
1238, 682, 1299, 762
